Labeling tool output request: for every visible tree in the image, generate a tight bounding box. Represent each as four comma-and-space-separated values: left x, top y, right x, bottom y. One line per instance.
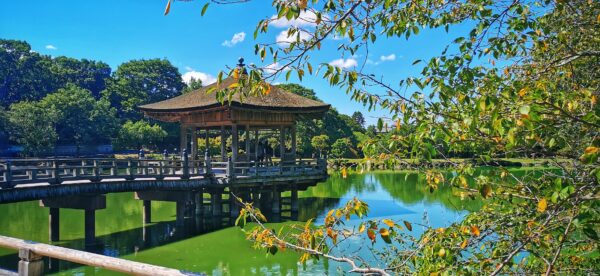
50, 56, 111, 98
0, 40, 58, 106
183, 0, 599, 274
182, 77, 203, 94
103, 59, 185, 120
114, 120, 168, 150
330, 138, 353, 159
39, 84, 119, 149
279, 83, 362, 156
351, 111, 365, 128
310, 135, 329, 157
8, 101, 58, 156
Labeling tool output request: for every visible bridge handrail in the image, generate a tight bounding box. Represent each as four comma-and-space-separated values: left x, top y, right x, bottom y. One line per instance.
0, 235, 198, 276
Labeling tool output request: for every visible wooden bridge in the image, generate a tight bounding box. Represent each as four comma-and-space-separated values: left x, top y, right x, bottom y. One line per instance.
0, 154, 327, 248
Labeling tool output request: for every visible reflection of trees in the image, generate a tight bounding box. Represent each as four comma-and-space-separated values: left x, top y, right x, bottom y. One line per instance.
301, 173, 377, 199
373, 172, 483, 212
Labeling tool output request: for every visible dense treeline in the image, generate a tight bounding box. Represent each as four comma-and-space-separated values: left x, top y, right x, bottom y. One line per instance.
0, 39, 368, 157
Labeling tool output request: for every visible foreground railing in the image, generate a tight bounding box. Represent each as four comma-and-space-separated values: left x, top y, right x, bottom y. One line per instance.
0, 235, 199, 276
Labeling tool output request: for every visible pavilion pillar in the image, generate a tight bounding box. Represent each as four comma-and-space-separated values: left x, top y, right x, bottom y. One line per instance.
220, 126, 226, 161
191, 127, 198, 160
279, 126, 285, 159
49, 208, 59, 242
205, 129, 210, 155
180, 125, 188, 155
232, 125, 239, 162
245, 125, 251, 161
291, 124, 297, 158
254, 130, 259, 161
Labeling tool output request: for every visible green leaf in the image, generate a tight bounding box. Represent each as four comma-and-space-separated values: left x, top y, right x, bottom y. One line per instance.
519, 105, 530, 115
201, 3, 209, 16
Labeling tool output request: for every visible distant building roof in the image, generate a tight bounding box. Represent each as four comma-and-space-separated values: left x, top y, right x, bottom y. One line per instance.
138, 77, 330, 114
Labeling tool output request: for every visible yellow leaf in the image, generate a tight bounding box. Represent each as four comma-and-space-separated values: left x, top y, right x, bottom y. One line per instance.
438, 248, 446, 258
518, 87, 528, 97
358, 223, 366, 233
592, 95, 596, 106
395, 120, 401, 131
367, 229, 376, 242
470, 225, 480, 237
233, 68, 239, 79
164, 0, 171, 15
228, 83, 239, 89
584, 146, 599, 154
537, 198, 547, 213
298, 0, 307, 9
341, 167, 347, 179
382, 219, 395, 228
460, 239, 468, 249
400, 103, 406, 113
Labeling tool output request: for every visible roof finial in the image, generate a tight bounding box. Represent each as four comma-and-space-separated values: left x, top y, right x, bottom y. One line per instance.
237, 57, 247, 75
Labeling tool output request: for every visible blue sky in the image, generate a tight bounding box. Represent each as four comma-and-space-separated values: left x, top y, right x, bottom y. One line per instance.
0, 0, 460, 126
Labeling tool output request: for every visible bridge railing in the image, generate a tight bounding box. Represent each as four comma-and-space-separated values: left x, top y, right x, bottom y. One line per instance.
0, 157, 207, 188
0, 156, 327, 188
225, 158, 326, 179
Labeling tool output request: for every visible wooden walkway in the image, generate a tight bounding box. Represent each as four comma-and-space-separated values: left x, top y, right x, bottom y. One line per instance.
0, 156, 327, 203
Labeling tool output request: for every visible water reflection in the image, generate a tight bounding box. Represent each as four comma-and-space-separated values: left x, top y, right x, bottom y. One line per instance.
0, 171, 485, 275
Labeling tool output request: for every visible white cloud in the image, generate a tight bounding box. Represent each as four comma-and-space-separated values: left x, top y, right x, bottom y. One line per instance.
380, 54, 396, 61
269, 11, 321, 28
182, 71, 217, 85
263, 62, 290, 74
276, 29, 312, 47
329, 58, 358, 69
221, 32, 246, 47
45, 44, 57, 50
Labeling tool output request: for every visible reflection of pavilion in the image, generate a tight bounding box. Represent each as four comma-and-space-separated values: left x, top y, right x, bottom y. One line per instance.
139, 58, 330, 162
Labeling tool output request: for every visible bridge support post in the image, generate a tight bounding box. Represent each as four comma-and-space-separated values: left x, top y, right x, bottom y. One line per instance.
194, 192, 203, 216
230, 189, 240, 218
135, 191, 193, 227
40, 195, 106, 247
18, 248, 43, 276
143, 200, 151, 224
49, 208, 60, 242
291, 185, 299, 213
176, 202, 186, 227
211, 190, 223, 217
84, 210, 96, 247
252, 190, 261, 210
272, 187, 280, 214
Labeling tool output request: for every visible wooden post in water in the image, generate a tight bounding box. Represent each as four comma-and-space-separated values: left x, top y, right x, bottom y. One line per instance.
272, 186, 281, 214
143, 200, 151, 224
84, 210, 96, 247
176, 201, 186, 227
291, 185, 299, 213
18, 248, 43, 276
211, 189, 223, 217
49, 208, 60, 242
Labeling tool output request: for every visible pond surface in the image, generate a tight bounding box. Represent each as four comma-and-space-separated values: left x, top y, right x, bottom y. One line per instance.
0, 170, 489, 275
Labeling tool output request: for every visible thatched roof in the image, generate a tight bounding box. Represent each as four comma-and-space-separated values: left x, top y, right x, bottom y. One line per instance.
138, 77, 330, 113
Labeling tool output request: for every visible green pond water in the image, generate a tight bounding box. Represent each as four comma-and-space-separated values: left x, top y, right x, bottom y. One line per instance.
0, 170, 494, 275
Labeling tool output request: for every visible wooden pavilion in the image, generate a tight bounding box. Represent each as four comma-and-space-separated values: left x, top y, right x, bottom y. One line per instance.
138, 59, 330, 163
